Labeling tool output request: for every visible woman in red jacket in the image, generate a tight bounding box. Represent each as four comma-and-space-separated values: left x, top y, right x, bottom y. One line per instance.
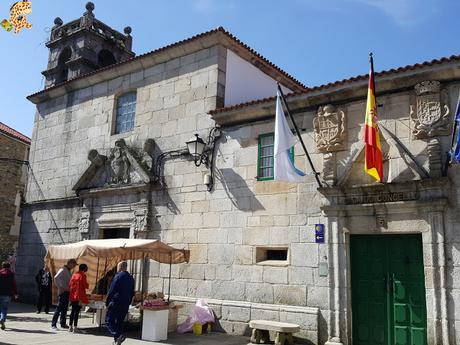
68, 264, 89, 333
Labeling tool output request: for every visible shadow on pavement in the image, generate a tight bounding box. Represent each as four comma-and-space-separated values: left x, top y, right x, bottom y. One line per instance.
7, 315, 52, 324
5, 327, 56, 335
7, 303, 44, 314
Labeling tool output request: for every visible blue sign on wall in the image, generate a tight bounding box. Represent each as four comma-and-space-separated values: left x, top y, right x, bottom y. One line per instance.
315, 224, 325, 243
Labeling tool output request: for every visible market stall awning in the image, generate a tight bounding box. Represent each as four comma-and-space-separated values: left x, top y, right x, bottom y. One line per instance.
45, 239, 189, 295
45, 239, 189, 264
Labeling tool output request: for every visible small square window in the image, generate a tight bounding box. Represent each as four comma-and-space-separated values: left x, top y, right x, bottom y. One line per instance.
256, 247, 289, 266
115, 91, 136, 134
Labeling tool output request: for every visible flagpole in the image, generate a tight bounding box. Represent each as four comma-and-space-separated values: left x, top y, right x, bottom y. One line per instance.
277, 84, 323, 188
369, 52, 376, 91
443, 91, 460, 175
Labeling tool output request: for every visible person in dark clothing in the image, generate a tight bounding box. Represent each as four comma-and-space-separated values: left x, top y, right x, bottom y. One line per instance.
0, 261, 18, 330
51, 258, 77, 330
96, 269, 115, 295
35, 266, 52, 314
105, 261, 135, 345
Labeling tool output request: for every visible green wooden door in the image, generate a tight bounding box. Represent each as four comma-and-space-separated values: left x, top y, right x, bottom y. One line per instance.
351, 235, 427, 345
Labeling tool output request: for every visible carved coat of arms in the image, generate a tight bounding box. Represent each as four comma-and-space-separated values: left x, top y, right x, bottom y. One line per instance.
313, 104, 346, 152
410, 81, 450, 139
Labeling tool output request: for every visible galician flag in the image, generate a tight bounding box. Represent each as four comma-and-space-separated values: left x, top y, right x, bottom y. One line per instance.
364, 55, 384, 182
274, 90, 308, 182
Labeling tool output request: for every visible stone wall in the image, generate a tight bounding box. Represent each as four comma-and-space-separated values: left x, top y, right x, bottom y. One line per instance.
17, 44, 227, 298
0, 134, 29, 261
26, 45, 226, 202
16, 199, 81, 297
144, 80, 460, 344
18, 41, 460, 345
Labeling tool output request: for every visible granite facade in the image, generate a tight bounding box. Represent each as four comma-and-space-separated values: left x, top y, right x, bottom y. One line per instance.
16, 21, 460, 345
0, 130, 29, 262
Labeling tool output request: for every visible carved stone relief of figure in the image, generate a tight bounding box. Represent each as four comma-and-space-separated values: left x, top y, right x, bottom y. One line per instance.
78, 211, 90, 233
131, 209, 148, 235
107, 147, 130, 185
313, 104, 346, 153
142, 139, 155, 172
410, 81, 450, 139
73, 138, 156, 191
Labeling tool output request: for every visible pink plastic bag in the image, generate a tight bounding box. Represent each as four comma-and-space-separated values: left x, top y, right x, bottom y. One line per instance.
177, 299, 215, 333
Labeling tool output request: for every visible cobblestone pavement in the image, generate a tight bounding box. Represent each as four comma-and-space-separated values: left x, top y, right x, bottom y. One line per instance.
0, 303, 249, 345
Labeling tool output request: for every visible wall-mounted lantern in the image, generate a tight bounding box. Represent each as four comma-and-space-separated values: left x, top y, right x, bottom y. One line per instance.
185, 127, 221, 190
186, 134, 207, 166
155, 127, 221, 192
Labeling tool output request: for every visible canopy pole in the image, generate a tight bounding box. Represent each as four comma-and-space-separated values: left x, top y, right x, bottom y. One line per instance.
102, 257, 108, 295
95, 257, 100, 295
167, 253, 172, 304
141, 253, 146, 304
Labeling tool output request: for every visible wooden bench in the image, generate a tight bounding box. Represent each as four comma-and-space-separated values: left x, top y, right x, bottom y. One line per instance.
249, 320, 300, 345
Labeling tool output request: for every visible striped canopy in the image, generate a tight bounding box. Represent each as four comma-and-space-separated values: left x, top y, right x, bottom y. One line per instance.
45, 239, 189, 296
45, 239, 189, 263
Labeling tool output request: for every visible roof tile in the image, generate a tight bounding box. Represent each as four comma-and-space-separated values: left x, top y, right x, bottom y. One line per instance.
0, 122, 31, 144
28, 27, 306, 100
209, 54, 460, 115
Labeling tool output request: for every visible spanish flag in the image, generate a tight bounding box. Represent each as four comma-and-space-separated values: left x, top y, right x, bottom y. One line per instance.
364, 54, 383, 182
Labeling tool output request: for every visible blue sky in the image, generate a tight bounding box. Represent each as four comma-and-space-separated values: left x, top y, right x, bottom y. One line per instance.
1, 0, 459, 136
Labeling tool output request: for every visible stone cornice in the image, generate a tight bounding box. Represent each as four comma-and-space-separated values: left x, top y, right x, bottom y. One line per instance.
318, 177, 450, 215
77, 182, 158, 198
321, 198, 448, 217
23, 196, 80, 208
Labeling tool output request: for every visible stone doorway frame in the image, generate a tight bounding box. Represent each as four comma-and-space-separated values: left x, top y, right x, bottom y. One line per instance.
320, 178, 450, 345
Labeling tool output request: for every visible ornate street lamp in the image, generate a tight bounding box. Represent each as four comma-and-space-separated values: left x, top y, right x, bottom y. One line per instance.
186, 134, 206, 165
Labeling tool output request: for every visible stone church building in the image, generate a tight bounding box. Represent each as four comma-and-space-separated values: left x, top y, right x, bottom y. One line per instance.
16, 3, 460, 345
0, 122, 30, 262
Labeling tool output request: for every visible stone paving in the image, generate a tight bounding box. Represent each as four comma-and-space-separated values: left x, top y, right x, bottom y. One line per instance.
0, 303, 249, 345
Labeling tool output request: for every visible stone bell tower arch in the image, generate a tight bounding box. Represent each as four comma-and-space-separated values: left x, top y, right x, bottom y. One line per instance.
41, 2, 135, 88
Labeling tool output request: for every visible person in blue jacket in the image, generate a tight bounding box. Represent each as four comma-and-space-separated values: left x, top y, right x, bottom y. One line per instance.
105, 261, 135, 345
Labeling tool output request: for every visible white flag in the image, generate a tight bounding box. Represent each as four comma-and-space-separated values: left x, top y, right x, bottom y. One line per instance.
274, 91, 308, 183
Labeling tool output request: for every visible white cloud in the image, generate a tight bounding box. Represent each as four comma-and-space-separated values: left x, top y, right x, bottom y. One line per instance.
352, 0, 427, 26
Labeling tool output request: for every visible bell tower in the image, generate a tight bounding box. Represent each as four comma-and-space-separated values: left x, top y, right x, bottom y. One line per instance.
42, 2, 135, 88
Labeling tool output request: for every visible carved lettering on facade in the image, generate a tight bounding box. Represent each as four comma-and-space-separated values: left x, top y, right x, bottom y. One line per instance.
410, 81, 450, 139
313, 105, 346, 153
344, 191, 418, 205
